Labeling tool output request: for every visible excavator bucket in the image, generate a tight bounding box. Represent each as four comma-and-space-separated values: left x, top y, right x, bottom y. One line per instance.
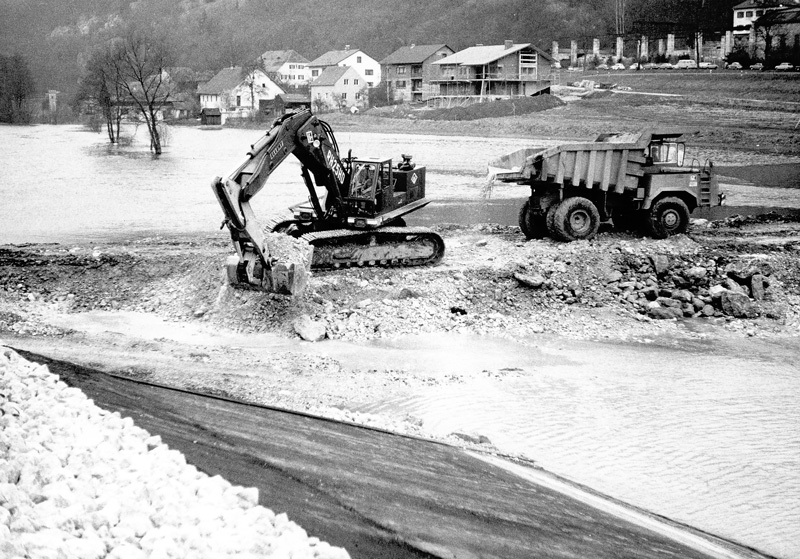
225, 233, 313, 296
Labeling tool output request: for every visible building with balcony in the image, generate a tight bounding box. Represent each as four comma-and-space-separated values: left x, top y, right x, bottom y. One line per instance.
430, 41, 554, 106
380, 44, 454, 103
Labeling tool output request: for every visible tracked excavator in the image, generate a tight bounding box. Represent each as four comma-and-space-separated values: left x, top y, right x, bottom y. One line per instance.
212, 109, 444, 295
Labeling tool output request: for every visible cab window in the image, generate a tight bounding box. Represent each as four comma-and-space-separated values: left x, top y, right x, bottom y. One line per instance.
649, 142, 685, 166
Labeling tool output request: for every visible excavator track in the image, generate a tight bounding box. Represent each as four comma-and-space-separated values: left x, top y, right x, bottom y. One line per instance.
300, 227, 444, 269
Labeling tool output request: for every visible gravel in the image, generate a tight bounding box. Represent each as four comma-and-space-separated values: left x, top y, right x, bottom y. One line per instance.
0, 346, 350, 559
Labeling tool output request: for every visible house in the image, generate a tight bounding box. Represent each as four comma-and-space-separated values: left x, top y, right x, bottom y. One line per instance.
271, 93, 311, 116
380, 44, 454, 103
430, 41, 554, 106
732, 0, 796, 39
197, 66, 284, 123
310, 66, 366, 112
259, 50, 311, 88
308, 47, 381, 87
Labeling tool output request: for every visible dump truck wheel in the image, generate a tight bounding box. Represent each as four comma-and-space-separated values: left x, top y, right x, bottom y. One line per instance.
518, 201, 547, 239
552, 197, 600, 241
646, 197, 690, 238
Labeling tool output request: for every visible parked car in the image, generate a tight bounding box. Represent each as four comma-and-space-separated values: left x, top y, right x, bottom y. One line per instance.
674, 59, 698, 69
657, 62, 674, 69
610, 63, 626, 70
699, 62, 718, 69
775, 62, 795, 71
725, 62, 743, 70
642, 62, 659, 70
595, 64, 609, 70
749, 62, 764, 71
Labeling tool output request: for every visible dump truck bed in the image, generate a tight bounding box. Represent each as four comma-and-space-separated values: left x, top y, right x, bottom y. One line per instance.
488, 132, 657, 194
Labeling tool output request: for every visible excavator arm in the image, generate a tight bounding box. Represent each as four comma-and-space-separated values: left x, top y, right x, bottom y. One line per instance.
211, 109, 348, 294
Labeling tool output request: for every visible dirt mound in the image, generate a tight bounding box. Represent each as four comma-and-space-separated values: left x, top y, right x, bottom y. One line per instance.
367, 94, 564, 121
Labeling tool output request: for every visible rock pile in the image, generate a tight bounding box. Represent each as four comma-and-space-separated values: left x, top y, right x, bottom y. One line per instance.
0, 347, 350, 559
602, 252, 783, 321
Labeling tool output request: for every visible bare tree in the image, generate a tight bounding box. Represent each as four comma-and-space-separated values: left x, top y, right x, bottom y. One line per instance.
111, 31, 174, 155
78, 46, 125, 143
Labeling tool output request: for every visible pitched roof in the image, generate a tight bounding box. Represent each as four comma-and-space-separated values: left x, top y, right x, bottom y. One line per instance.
311, 66, 351, 86
433, 43, 554, 65
197, 67, 245, 94
309, 49, 360, 67
733, 0, 793, 9
756, 5, 800, 22
259, 50, 310, 71
380, 44, 451, 65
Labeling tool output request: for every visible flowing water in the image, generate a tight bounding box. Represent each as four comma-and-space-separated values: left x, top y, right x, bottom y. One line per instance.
2, 123, 800, 557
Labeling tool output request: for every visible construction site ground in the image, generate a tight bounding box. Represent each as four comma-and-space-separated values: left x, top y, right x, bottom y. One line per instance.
2, 76, 799, 557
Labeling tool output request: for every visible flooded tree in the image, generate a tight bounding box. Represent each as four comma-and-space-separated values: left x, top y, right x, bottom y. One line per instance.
110, 31, 174, 155
0, 54, 35, 124
77, 47, 126, 144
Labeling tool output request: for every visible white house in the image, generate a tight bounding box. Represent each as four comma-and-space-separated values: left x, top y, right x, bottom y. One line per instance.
197, 66, 284, 122
259, 49, 311, 87
310, 66, 366, 111
308, 47, 381, 87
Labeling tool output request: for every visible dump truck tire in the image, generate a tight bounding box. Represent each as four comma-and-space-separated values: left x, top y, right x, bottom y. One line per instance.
646, 197, 690, 238
518, 201, 547, 239
552, 197, 600, 241
545, 203, 559, 238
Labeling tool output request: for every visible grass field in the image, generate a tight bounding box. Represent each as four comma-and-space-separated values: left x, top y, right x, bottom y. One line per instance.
572, 70, 800, 104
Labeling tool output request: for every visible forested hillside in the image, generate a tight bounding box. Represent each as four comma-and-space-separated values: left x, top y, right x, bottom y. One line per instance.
0, 0, 742, 98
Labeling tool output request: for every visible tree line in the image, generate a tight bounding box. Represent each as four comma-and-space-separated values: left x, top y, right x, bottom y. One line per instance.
0, 54, 36, 124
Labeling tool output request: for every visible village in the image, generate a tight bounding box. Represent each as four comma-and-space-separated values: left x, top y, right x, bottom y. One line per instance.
58, 0, 795, 126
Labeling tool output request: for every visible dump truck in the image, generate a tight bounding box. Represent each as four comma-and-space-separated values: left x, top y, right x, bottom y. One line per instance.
488, 131, 724, 241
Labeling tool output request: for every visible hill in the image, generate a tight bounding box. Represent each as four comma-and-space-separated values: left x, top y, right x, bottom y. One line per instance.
0, 0, 744, 98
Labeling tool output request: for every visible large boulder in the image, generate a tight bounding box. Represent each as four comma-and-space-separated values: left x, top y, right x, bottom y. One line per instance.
724, 257, 774, 283
292, 315, 327, 342
720, 291, 760, 319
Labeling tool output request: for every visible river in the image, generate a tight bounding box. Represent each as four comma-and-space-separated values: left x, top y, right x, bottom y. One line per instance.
2, 123, 800, 558
2, 123, 799, 245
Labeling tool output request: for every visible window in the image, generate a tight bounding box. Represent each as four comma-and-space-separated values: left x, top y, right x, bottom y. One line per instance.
365, 69, 373, 76
397, 66, 406, 74
367, 82, 373, 87
236, 95, 241, 106
356, 92, 361, 99
344, 79, 349, 85
745, 10, 753, 17
289, 64, 295, 69
357, 56, 362, 63
354, 79, 359, 85
756, 9, 763, 15
737, 11, 744, 17
262, 83, 266, 87
312, 69, 319, 77
341, 92, 347, 99
396, 80, 406, 87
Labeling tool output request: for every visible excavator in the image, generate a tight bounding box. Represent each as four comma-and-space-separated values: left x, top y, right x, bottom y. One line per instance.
212, 109, 444, 295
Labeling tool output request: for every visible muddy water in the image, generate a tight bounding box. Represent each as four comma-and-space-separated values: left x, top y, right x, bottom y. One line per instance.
355, 333, 800, 559
2, 124, 798, 245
